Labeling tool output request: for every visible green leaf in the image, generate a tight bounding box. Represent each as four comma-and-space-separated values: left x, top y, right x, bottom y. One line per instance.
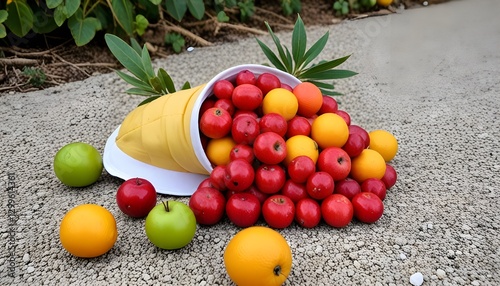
0, 10, 8, 23
116, 70, 156, 92
299, 55, 352, 78
149, 77, 163, 93
291, 15, 306, 72
126, 87, 159, 96
141, 46, 155, 79
4, 0, 33, 38
299, 32, 329, 69
138, 96, 161, 106
165, 33, 185, 53
46, 0, 63, 9
0, 24, 6, 38
158, 68, 176, 93
149, 0, 162, 5
165, 0, 187, 22
54, 6, 66, 26
216, 11, 229, 22
135, 14, 148, 36
130, 37, 142, 54
31, 5, 58, 34
187, 0, 205, 20
63, 0, 80, 18
264, 21, 292, 72
181, 81, 191, 90
112, 0, 134, 36
255, 38, 287, 72
105, 33, 150, 83
68, 9, 101, 46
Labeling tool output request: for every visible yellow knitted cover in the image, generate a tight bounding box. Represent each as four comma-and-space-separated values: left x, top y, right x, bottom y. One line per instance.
115, 84, 210, 175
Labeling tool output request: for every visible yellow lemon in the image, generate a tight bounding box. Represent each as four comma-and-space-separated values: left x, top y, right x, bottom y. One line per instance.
205, 136, 236, 166
350, 149, 387, 183
285, 135, 319, 165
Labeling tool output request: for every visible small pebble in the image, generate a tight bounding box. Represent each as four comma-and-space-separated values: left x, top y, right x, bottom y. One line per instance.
23, 253, 30, 263
400, 253, 407, 260
436, 269, 446, 279
410, 272, 424, 286
27, 266, 35, 273
187, 47, 194, 52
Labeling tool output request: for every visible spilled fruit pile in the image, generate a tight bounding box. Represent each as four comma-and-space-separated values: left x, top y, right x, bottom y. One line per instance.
190, 69, 398, 229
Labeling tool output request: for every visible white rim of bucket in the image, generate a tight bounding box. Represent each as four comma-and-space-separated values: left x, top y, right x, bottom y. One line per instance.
190, 64, 302, 174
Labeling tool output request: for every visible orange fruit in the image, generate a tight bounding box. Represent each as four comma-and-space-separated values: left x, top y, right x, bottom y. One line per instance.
350, 149, 387, 183
224, 226, 292, 286
311, 113, 349, 149
59, 204, 118, 258
292, 82, 323, 117
377, 0, 393, 7
368, 129, 398, 162
284, 135, 319, 165
205, 136, 236, 166
262, 88, 298, 121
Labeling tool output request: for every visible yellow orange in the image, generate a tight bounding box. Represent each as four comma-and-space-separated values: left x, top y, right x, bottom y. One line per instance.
205, 136, 236, 166
368, 129, 398, 162
262, 88, 298, 121
292, 82, 323, 117
350, 149, 387, 183
311, 113, 349, 149
59, 204, 118, 258
224, 226, 292, 286
285, 135, 319, 165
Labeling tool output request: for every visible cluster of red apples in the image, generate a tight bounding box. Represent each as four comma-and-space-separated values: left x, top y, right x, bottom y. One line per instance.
189, 69, 398, 230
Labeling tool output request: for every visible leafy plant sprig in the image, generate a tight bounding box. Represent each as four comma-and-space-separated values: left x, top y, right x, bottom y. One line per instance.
105, 34, 190, 105
256, 14, 357, 95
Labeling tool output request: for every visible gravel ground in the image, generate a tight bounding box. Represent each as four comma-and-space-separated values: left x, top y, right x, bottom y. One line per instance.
1, 0, 499, 285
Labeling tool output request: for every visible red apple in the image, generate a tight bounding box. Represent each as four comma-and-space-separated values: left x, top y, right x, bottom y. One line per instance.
334, 178, 361, 201
214, 98, 235, 116
253, 132, 287, 165
381, 163, 397, 189
317, 147, 352, 181
209, 165, 227, 191
225, 192, 261, 228
233, 110, 258, 119
349, 125, 370, 148
231, 84, 263, 111
229, 144, 254, 163
255, 164, 286, 194
231, 115, 260, 145
224, 159, 255, 192
116, 178, 157, 218
189, 187, 226, 225
243, 184, 270, 205
259, 113, 288, 137
281, 83, 293, 92
212, 79, 234, 99
295, 198, 321, 228
280, 179, 309, 204
256, 72, 281, 95
262, 195, 295, 229
286, 116, 311, 138
287, 155, 316, 184
321, 194, 353, 228
335, 110, 351, 126
306, 171, 334, 200
235, 70, 256, 86
318, 95, 338, 114
342, 133, 365, 158
199, 107, 232, 139
361, 178, 387, 201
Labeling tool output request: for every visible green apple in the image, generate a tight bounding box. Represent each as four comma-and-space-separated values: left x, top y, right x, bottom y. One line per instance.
145, 201, 197, 250
53, 142, 103, 187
